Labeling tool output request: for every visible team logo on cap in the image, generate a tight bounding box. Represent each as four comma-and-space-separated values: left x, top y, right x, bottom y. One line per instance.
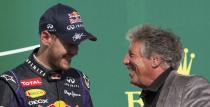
72, 33, 86, 41
68, 11, 82, 24
66, 24, 84, 31
47, 24, 56, 32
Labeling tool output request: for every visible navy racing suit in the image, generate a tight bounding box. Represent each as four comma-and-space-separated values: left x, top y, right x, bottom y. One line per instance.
0, 48, 93, 107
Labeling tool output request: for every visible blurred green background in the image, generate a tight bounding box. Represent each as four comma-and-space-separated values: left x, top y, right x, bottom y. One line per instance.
0, 0, 210, 107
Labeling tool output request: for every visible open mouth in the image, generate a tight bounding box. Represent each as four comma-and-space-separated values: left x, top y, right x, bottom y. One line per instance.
127, 66, 135, 72
127, 68, 133, 77
129, 72, 133, 78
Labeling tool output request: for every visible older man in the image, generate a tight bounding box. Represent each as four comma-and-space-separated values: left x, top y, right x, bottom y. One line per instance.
123, 24, 210, 107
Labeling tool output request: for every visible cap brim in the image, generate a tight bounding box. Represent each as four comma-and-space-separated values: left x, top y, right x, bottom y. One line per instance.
85, 31, 97, 41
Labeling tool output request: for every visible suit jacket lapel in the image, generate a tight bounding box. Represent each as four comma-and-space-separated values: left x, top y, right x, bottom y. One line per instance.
156, 70, 177, 107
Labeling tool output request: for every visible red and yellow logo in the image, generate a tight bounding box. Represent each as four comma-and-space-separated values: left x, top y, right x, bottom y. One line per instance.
26, 89, 46, 98
47, 100, 71, 107
68, 11, 82, 24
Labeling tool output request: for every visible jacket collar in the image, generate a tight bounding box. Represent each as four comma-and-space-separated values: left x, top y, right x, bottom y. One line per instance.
143, 67, 173, 92
24, 48, 64, 80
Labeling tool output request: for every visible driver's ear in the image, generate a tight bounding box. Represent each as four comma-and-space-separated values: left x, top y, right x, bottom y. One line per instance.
40, 30, 54, 46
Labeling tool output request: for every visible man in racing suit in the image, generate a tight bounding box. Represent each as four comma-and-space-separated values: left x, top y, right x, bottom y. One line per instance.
0, 3, 97, 107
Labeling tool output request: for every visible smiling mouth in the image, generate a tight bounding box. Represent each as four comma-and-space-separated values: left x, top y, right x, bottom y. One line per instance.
127, 66, 132, 70
129, 72, 133, 78
126, 66, 135, 78
127, 66, 134, 72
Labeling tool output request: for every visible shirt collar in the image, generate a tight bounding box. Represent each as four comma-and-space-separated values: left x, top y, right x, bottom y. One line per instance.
143, 67, 173, 92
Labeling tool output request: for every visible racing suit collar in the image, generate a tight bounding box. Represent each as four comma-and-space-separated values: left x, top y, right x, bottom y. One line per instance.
25, 48, 64, 80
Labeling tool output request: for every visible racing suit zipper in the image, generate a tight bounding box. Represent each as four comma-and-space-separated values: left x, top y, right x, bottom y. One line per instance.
56, 81, 61, 107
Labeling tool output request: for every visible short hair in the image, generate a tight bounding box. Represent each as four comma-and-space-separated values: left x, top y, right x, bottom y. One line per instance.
127, 24, 183, 69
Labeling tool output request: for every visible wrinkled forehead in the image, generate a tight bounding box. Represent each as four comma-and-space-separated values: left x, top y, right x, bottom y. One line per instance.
129, 40, 145, 56
129, 41, 141, 52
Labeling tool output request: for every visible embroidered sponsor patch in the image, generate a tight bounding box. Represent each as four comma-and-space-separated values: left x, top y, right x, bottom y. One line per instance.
26, 89, 46, 98
20, 77, 42, 87
66, 24, 84, 31
64, 89, 81, 98
0, 74, 16, 84
64, 77, 79, 88
68, 11, 82, 24
28, 99, 48, 105
72, 33, 86, 41
82, 73, 90, 89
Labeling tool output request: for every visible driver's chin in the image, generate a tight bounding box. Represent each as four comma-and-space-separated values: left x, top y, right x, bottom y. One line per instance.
58, 58, 70, 70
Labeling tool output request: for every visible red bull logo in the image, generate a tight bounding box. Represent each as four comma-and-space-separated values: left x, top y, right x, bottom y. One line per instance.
69, 11, 79, 18
68, 11, 82, 24
47, 100, 71, 107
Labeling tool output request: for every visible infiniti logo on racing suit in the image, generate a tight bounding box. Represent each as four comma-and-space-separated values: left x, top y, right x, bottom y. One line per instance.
64, 77, 79, 88
26, 59, 46, 77
66, 77, 76, 84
